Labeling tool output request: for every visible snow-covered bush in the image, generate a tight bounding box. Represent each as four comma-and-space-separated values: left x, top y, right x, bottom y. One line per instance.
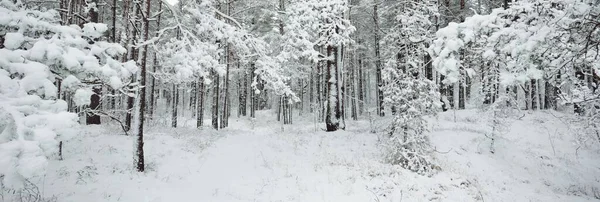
485, 92, 519, 153
382, 71, 441, 175
0, 0, 133, 190
380, 0, 441, 175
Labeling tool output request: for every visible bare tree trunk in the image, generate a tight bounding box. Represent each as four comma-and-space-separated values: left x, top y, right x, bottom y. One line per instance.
125, 0, 140, 131
373, 1, 384, 117
350, 49, 357, 121
357, 50, 364, 115
309, 64, 315, 113
212, 70, 220, 129
249, 63, 256, 118
318, 46, 325, 121
326, 44, 342, 131
299, 79, 304, 115
171, 84, 178, 127
533, 79, 539, 110
133, 0, 152, 173
239, 65, 248, 116
524, 80, 531, 110
316, 53, 322, 121
148, 2, 161, 120
84, 0, 101, 125
221, 58, 230, 128
277, 96, 282, 121
197, 78, 205, 128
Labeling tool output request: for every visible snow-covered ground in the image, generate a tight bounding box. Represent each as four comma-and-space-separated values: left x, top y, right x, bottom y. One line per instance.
28, 110, 600, 202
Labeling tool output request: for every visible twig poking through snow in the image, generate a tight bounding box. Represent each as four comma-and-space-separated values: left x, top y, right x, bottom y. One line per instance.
365, 187, 380, 202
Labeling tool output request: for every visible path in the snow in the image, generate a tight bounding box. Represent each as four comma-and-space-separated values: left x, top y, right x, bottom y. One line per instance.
152, 120, 387, 201
143, 116, 476, 202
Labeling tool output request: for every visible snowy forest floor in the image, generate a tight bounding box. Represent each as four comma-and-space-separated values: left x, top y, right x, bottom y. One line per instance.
31, 110, 600, 202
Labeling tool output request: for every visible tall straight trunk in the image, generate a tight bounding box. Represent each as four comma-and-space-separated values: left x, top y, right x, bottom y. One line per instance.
277, 0, 292, 124
148, 2, 163, 120
171, 84, 178, 127
277, 96, 282, 121
212, 70, 220, 129
221, 59, 230, 128
524, 80, 531, 110
125, 93, 134, 130
459, 81, 465, 109
132, 0, 152, 173
66, 0, 73, 24
459, 46, 466, 109
326, 45, 342, 131
111, 0, 116, 42
85, 0, 101, 125
533, 79, 539, 110
288, 95, 293, 124
171, 1, 183, 128
197, 78, 205, 128
165, 88, 171, 115
341, 45, 347, 120
337, 43, 345, 129
299, 79, 304, 115
350, 49, 357, 121
180, 88, 185, 118
319, 46, 326, 121
220, 2, 233, 128
545, 80, 556, 110
59, 0, 66, 23
357, 51, 364, 115
316, 51, 322, 120
373, 1, 384, 117
125, 0, 141, 131
249, 64, 256, 118
121, 0, 131, 60
239, 66, 248, 116
190, 83, 196, 113
309, 65, 315, 113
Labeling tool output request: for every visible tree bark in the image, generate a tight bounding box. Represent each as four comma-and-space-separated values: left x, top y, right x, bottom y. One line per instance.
171, 84, 178, 127
197, 78, 205, 128
326, 44, 342, 131
133, 0, 152, 173
373, 1, 384, 117
212, 70, 220, 129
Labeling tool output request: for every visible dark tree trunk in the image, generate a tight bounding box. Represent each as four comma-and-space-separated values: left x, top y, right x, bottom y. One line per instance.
309, 65, 315, 113
325, 45, 342, 131
373, 1, 384, 117
239, 67, 248, 116
125, 94, 134, 131
148, 2, 163, 120
316, 50, 323, 121
357, 51, 364, 115
86, 89, 101, 125
531, 79, 538, 110
459, 80, 465, 109
171, 84, 178, 128
111, 0, 116, 42
133, 0, 152, 173
85, 0, 101, 125
318, 46, 326, 121
212, 71, 220, 129
197, 78, 205, 128
350, 50, 357, 121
